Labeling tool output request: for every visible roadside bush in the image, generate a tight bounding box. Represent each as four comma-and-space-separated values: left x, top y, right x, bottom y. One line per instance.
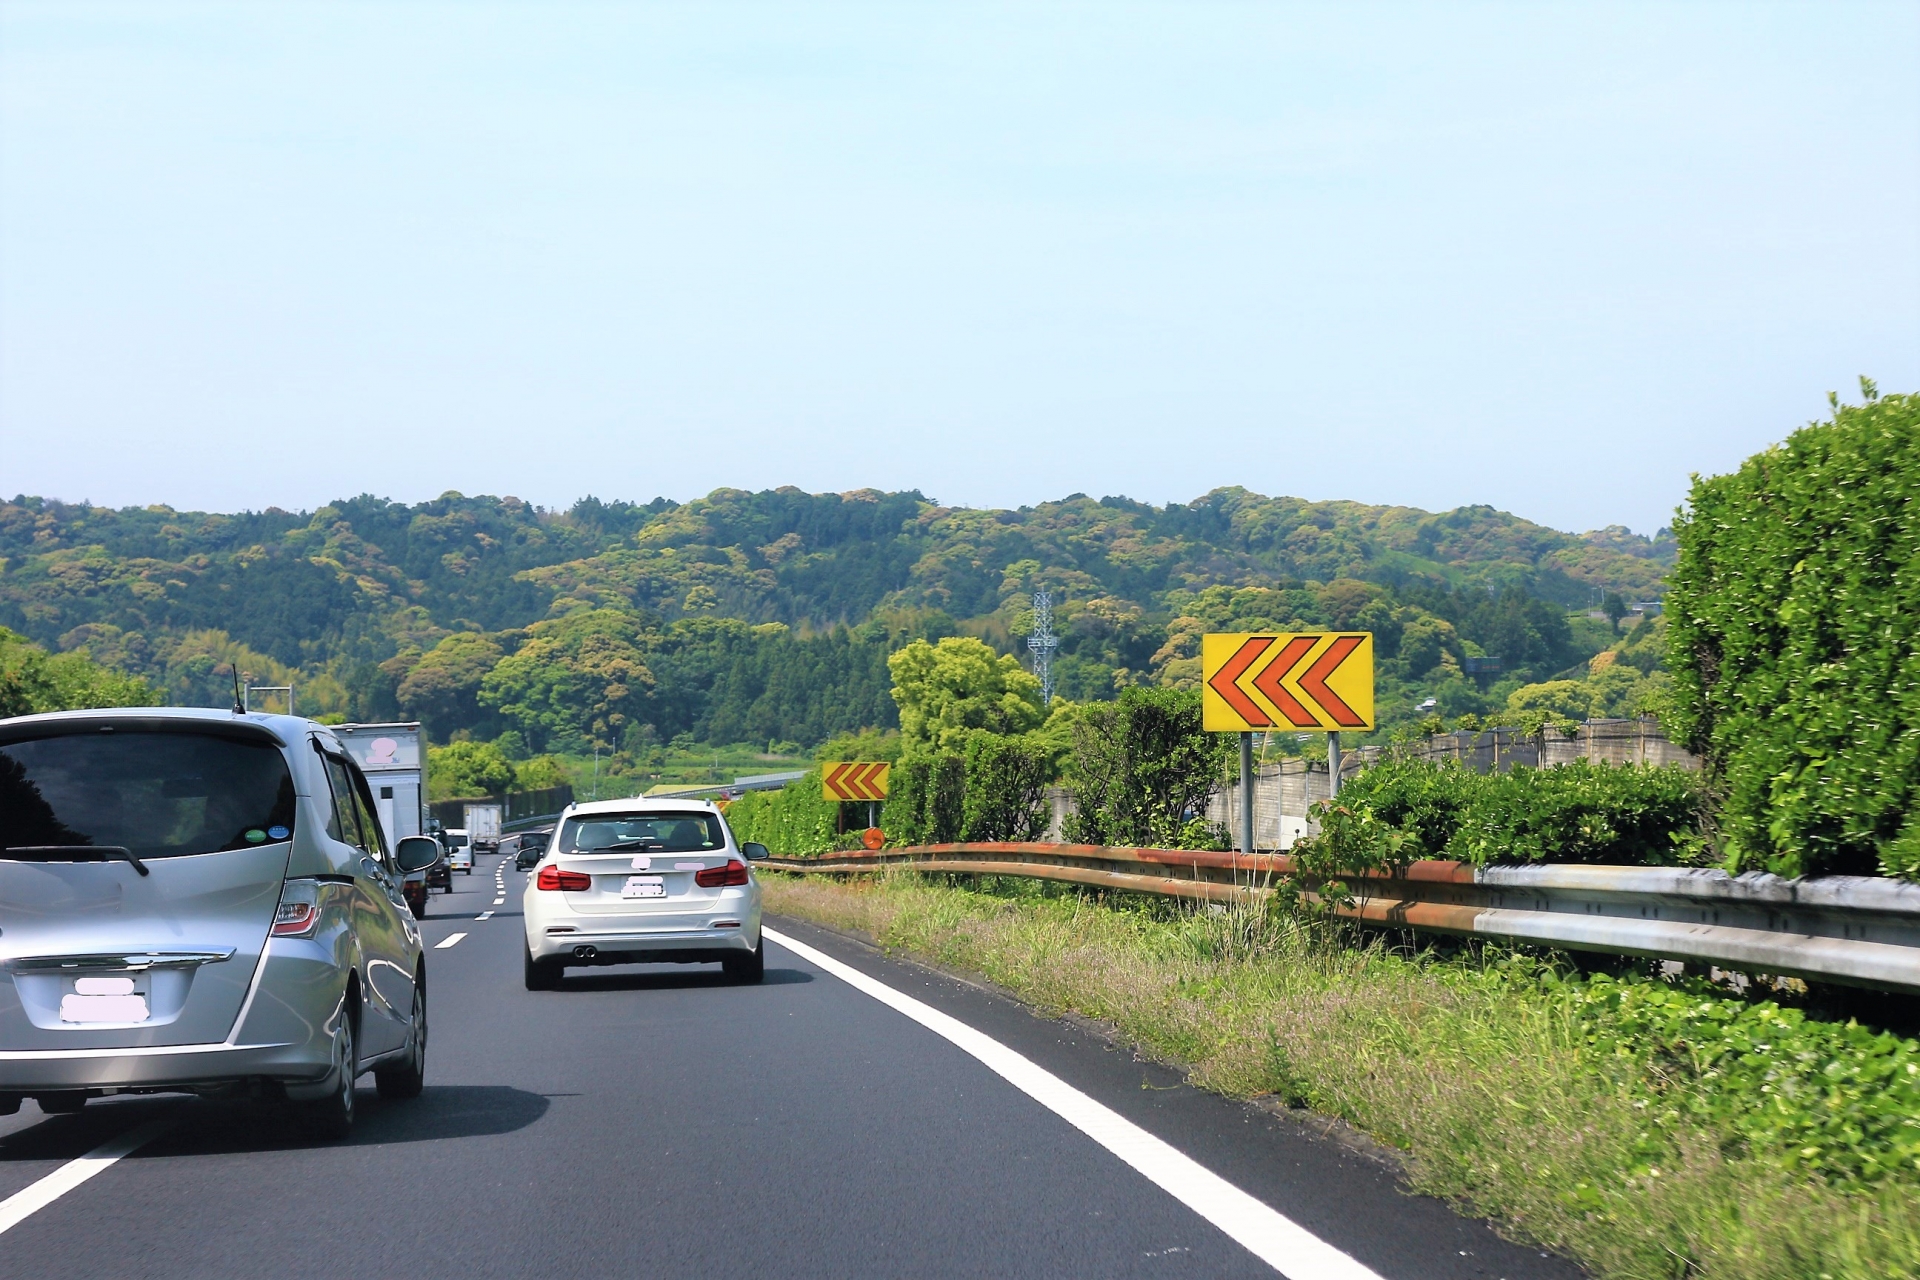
723, 770, 840, 855
1577, 972, 1920, 1187
959, 734, 1051, 842
1667, 386, 1920, 878
1297, 759, 1710, 876
1063, 686, 1230, 849
880, 752, 967, 846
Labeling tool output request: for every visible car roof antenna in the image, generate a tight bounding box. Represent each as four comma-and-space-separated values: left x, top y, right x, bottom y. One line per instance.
230, 664, 246, 715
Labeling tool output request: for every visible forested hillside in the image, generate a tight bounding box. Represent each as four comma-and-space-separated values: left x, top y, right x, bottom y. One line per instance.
0, 486, 1672, 760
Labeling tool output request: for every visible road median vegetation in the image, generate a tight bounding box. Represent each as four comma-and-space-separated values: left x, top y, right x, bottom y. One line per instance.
765, 870, 1920, 1280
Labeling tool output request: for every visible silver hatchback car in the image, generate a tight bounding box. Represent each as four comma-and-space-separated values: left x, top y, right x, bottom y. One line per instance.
0, 707, 438, 1137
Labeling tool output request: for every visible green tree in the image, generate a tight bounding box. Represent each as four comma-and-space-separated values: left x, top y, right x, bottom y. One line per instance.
888, 637, 1045, 752
427, 740, 516, 801
0, 628, 159, 716
396, 632, 504, 738
479, 609, 655, 752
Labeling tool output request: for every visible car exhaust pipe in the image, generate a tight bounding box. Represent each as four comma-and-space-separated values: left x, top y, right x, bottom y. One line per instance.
572, 945, 598, 960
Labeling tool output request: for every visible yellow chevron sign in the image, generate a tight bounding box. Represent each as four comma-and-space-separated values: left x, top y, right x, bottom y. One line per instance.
1201, 632, 1375, 732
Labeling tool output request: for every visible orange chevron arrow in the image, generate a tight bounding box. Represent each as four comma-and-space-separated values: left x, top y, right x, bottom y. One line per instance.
1299, 635, 1367, 727
824, 763, 855, 800
1206, 637, 1274, 727
1249, 635, 1320, 728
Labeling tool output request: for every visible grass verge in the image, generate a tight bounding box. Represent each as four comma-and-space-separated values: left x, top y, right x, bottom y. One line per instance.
764, 871, 1920, 1280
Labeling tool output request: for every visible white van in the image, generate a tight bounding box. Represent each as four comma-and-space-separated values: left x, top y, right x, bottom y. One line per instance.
443, 828, 473, 874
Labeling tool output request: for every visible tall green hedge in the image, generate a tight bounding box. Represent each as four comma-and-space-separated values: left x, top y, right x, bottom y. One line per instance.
722, 769, 841, 855
880, 737, 1051, 845
959, 735, 1051, 841
1667, 389, 1920, 878
880, 754, 967, 846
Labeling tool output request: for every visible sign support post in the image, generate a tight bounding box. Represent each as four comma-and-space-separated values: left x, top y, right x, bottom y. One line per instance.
1238, 732, 1255, 854
1328, 731, 1342, 800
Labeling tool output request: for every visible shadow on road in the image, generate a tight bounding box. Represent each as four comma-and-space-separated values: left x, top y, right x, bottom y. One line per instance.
0, 1085, 552, 1163
552, 966, 813, 992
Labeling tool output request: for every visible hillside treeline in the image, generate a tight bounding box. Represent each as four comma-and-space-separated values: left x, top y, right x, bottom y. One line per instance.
0, 486, 1673, 752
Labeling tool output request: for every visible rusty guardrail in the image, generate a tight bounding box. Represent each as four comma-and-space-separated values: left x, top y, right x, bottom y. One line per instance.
763, 843, 1920, 995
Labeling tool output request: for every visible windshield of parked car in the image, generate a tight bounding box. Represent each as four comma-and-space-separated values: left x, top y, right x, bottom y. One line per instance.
556, 812, 725, 854
0, 730, 296, 860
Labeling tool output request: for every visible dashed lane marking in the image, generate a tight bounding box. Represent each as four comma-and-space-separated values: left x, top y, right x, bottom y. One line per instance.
435, 933, 468, 949
762, 927, 1385, 1280
476, 911, 493, 921
0, 1118, 175, 1235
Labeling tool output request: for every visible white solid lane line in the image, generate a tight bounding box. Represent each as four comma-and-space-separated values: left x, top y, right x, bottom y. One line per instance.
435, 933, 468, 949
0, 1117, 174, 1235
762, 928, 1384, 1280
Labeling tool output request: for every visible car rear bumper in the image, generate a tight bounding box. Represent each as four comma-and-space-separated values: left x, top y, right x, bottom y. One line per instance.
0, 1037, 334, 1094
529, 921, 759, 965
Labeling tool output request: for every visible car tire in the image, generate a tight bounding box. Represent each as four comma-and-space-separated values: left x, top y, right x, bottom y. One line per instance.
303, 1010, 357, 1140
375, 981, 426, 1100
723, 937, 765, 985
524, 941, 561, 991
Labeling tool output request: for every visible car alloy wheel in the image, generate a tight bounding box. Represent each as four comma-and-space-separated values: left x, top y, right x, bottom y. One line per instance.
375, 981, 427, 1099
304, 1009, 357, 1140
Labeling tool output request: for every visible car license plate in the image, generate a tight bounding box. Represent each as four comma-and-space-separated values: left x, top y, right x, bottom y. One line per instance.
60, 977, 149, 1023
622, 875, 666, 899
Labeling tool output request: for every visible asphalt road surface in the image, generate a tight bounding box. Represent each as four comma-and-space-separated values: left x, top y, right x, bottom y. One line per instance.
0, 854, 1588, 1279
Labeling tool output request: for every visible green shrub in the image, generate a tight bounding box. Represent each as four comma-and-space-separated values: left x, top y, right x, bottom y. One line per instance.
880, 752, 967, 846
1576, 973, 1920, 1187
1063, 686, 1230, 849
1298, 759, 1710, 874
1667, 387, 1920, 878
959, 734, 1051, 842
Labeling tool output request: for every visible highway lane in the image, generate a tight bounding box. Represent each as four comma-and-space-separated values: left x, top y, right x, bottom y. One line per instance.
0, 854, 1586, 1278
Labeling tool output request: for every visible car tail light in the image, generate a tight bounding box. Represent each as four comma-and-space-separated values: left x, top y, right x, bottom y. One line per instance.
696, 861, 749, 888
272, 881, 322, 937
536, 865, 592, 891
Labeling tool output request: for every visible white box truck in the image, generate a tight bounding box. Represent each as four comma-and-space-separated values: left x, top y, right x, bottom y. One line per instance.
464, 802, 503, 853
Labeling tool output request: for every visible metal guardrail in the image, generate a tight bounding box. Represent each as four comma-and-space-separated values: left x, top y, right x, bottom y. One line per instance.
763, 843, 1920, 995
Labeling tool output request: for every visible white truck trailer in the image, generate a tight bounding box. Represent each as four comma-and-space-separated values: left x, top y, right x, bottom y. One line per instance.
332, 722, 426, 849
464, 802, 503, 853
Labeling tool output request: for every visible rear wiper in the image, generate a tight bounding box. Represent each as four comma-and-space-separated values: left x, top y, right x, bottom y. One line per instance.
1, 845, 150, 876
583, 840, 664, 853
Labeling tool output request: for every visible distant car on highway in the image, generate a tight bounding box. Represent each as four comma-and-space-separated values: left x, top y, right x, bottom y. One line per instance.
512, 828, 553, 871
443, 828, 473, 875
425, 839, 453, 893
522, 799, 768, 989
0, 707, 436, 1137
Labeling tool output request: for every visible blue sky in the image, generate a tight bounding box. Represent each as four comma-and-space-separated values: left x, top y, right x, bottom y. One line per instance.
2, 2, 1915, 537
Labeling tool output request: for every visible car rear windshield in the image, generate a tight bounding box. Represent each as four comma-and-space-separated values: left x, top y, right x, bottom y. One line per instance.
0, 730, 297, 860
557, 812, 726, 854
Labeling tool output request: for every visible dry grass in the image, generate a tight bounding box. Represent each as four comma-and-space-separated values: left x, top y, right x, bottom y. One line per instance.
765, 871, 1920, 1280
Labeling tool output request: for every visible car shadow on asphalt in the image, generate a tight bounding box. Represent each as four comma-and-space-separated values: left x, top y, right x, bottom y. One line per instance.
0, 1085, 552, 1162
551, 966, 813, 992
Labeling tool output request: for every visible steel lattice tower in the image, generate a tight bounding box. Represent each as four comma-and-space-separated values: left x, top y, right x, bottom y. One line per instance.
1027, 589, 1059, 705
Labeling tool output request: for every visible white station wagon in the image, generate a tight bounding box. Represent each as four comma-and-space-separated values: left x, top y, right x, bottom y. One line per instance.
521, 798, 767, 988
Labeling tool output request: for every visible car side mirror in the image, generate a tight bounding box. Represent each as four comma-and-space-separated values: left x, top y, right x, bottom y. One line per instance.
394, 835, 441, 874
741, 842, 770, 861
